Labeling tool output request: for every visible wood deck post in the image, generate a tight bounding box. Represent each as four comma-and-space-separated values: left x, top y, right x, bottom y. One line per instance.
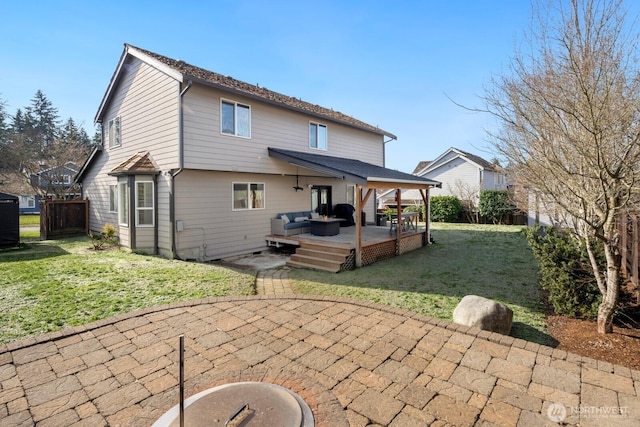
395, 188, 402, 255
355, 185, 363, 267
420, 189, 429, 246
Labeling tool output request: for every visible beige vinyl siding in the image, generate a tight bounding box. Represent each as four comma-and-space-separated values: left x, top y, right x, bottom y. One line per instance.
83, 57, 180, 252
182, 85, 384, 173
156, 174, 172, 258
426, 158, 480, 197
173, 170, 373, 260
103, 58, 180, 170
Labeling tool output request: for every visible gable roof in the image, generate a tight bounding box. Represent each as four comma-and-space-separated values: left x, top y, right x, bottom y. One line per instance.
415, 147, 499, 176
96, 44, 396, 140
268, 148, 440, 189
108, 152, 160, 176
412, 160, 431, 175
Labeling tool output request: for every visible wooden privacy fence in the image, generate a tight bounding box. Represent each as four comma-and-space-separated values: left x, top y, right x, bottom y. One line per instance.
619, 211, 640, 291
40, 199, 89, 240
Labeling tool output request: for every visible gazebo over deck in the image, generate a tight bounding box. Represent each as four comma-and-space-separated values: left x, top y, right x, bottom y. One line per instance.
267, 148, 441, 271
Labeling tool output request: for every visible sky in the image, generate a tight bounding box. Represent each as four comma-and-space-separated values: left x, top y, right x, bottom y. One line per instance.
2, 1, 537, 172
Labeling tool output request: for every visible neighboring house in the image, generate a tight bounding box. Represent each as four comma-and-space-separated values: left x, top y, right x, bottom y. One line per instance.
31, 162, 81, 199
378, 147, 508, 208
77, 44, 439, 262
0, 172, 41, 214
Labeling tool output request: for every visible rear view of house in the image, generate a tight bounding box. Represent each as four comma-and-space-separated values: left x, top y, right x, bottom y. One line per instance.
77, 44, 438, 262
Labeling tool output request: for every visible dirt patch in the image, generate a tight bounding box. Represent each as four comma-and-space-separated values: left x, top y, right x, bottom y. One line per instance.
545, 281, 640, 371
547, 316, 640, 371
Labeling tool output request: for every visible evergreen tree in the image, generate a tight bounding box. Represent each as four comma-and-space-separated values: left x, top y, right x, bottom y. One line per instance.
24, 90, 60, 154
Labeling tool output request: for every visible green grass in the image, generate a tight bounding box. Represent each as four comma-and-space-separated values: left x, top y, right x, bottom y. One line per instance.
19, 214, 40, 226
290, 223, 553, 345
0, 237, 255, 344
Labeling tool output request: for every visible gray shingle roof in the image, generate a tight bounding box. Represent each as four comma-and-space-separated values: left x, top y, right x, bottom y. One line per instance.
268, 148, 440, 188
127, 44, 396, 139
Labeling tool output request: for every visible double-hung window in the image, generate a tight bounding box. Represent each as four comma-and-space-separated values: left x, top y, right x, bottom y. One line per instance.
108, 116, 121, 148
221, 100, 250, 137
233, 182, 265, 210
309, 122, 327, 150
136, 181, 154, 226
118, 182, 128, 226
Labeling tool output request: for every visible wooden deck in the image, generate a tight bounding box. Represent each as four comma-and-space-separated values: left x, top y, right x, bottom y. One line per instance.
266, 225, 427, 272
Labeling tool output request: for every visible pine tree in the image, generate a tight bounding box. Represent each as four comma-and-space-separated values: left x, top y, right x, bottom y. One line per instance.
24, 90, 60, 154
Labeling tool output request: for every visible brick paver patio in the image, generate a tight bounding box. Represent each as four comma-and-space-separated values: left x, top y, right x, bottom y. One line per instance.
1, 269, 639, 426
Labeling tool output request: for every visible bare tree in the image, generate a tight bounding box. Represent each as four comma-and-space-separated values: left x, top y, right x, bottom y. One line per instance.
483, 0, 640, 333
450, 180, 480, 223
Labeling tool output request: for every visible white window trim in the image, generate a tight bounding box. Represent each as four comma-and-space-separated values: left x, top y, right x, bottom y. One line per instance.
309, 121, 328, 151
109, 184, 118, 213
108, 116, 121, 148
220, 99, 251, 138
232, 182, 265, 211
135, 181, 154, 227
118, 182, 128, 226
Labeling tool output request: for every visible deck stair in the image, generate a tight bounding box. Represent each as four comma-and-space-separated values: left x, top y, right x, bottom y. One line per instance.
287, 241, 353, 273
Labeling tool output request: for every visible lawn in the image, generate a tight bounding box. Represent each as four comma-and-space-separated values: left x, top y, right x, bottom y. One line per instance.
19, 214, 40, 241
0, 237, 255, 344
289, 223, 551, 345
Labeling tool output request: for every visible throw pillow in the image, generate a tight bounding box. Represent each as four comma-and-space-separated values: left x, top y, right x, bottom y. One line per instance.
311, 212, 320, 219
294, 216, 306, 223
281, 215, 290, 224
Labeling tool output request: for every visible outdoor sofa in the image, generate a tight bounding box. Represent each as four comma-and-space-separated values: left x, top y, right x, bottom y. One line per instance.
271, 211, 319, 236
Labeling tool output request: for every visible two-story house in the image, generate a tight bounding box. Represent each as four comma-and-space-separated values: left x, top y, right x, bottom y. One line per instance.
379, 147, 508, 209
77, 44, 438, 263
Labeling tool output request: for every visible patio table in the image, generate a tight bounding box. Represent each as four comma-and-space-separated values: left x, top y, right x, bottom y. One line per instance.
310, 218, 343, 236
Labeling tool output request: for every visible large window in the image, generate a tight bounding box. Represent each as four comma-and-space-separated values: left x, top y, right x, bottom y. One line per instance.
309, 122, 327, 150
118, 182, 128, 226
221, 100, 250, 137
136, 181, 154, 226
108, 116, 121, 148
233, 182, 265, 210
109, 184, 118, 213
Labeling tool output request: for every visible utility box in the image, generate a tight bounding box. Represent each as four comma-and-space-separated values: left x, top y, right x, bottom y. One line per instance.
0, 192, 19, 247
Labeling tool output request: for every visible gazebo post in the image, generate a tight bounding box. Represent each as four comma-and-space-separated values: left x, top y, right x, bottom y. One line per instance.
355, 185, 363, 267
395, 188, 402, 255
420, 189, 430, 245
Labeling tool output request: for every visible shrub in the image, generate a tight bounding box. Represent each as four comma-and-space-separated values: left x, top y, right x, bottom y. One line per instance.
478, 190, 515, 224
89, 224, 118, 250
430, 196, 462, 222
523, 226, 601, 319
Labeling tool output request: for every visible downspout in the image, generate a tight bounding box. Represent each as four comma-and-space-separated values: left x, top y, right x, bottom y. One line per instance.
378, 135, 396, 219
170, 80, 192, 259
153, 173, 158, 255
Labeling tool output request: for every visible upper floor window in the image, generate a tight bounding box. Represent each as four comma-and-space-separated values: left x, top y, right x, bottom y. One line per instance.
233, 182, 265, 210
108, 116, 121, 148
309, 122, 327, 150
221, 100, 250, 138
51, 175, 71, 185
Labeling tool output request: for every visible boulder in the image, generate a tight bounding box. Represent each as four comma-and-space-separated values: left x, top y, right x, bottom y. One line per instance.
453, 295, 513, 335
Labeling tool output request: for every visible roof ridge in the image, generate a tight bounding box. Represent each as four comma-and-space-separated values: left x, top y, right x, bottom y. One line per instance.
125, 44, 396, 139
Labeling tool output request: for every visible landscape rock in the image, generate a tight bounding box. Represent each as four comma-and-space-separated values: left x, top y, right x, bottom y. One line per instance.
453, 295, 513, 335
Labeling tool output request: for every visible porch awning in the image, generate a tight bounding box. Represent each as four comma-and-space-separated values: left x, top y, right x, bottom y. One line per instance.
268, 148, 441, 189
